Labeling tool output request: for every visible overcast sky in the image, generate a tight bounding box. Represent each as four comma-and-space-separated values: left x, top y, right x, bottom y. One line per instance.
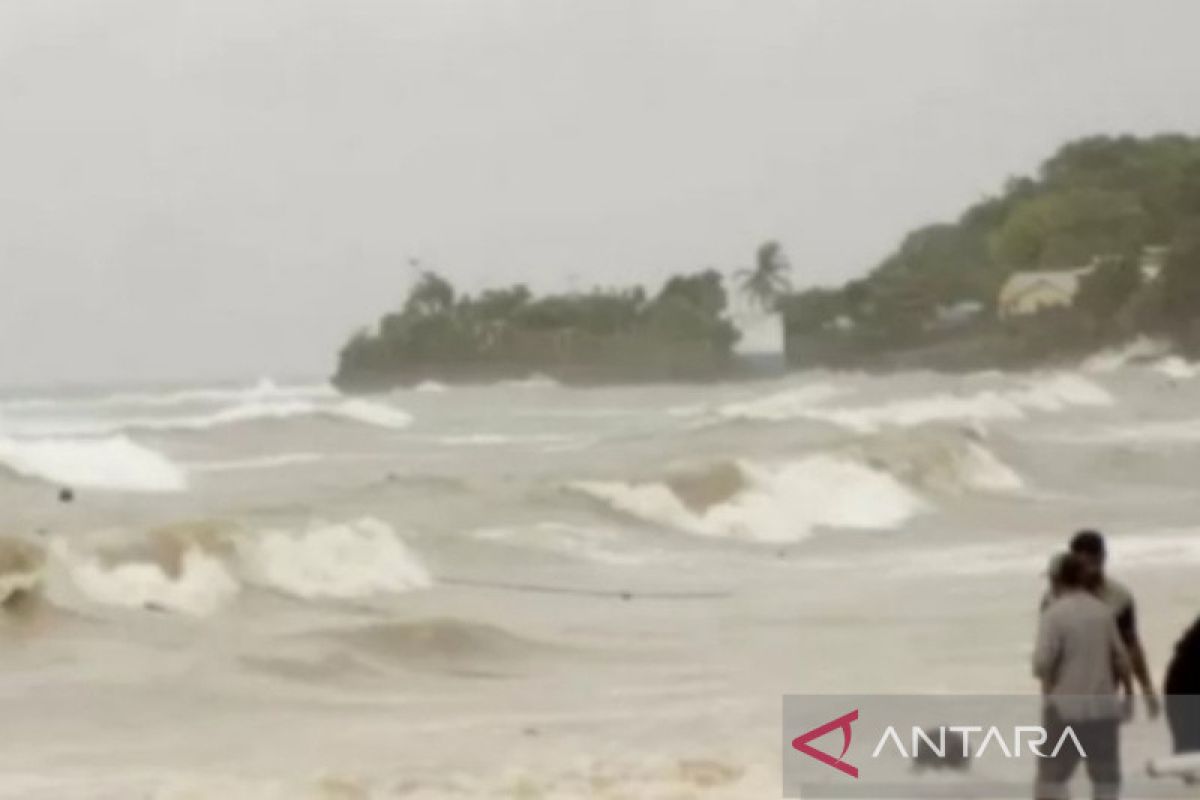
2, 0, 1199, 387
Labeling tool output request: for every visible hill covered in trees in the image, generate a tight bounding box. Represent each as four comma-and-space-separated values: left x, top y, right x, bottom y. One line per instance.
333, 270, 742, 390
782, 134, 1200, 369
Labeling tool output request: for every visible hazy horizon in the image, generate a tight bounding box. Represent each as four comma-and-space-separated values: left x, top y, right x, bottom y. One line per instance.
4, 0, 1200, 387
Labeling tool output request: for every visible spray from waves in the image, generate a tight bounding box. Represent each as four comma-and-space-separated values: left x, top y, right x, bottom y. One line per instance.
29, 518, 431, 616
1, 377, 336, 411
717, 373, 1112, 431
236, 517, 432, 600
0, 434, 187, 492
572, 456, 927, 543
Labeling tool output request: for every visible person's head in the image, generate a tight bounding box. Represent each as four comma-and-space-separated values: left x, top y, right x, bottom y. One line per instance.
1045, 552, 1068, 598
1053, 552, 1090, 592
1069, 529, 1106, 582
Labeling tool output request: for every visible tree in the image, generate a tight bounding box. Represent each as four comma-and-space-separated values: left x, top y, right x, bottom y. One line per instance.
403, 272, 456, 317
1074, 256, 1142, 333
737, 241, 792, 310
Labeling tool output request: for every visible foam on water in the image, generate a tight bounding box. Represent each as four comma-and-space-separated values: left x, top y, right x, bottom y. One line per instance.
573, 455, 926, 543
0, 434, 187, 492
47, 539, 239, 616
5, 397, 413, 437
1, 377, 336, 411
715, 382, 846, 422
236, 517, 432, 600
1152, 356, 1200, 380
1082, 337, 1170, 373
806, 373, 1112, 431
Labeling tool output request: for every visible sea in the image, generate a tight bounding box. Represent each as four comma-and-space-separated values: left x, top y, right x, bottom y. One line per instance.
0, 341, 1198, 798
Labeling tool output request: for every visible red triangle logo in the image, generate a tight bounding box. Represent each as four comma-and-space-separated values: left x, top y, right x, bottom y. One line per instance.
791, 709, 859, 779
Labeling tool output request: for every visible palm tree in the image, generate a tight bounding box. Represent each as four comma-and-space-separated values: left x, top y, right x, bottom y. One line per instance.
737, 241, 792, 311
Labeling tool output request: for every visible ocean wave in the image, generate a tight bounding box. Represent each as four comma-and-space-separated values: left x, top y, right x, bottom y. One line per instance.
236, 517, 432, 600
1152, 356, 1200, 380
500, 373, 561, 389
572, 455, 926, 543
852, 431, 1024, 494
23, 517, 431, 617
4, 397, 413, 437
715, 382, 846, 421
1082, 337, 1171, 373
568, 428, 1021, 543
0, 434, 187, 492
810, 373, 1111, 432
48, 539, 240, 616
1, 377, 336, 411
706, 373, 1110, 431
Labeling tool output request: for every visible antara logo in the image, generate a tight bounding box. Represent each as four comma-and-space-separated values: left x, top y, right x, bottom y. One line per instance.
791, 709, 859, 779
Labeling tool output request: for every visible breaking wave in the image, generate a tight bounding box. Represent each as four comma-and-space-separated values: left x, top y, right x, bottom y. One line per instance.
572, 456, 926, 543
569, 432, 1020, 543
236, 517, 432, 600
4, 397, 413, 437
0, 434, 187, 492
717, 373, 1111, 431
1082, 337, 1171, 373
716, 383, 846, 422
26, 518, 431, 617
1, 377, 335, 411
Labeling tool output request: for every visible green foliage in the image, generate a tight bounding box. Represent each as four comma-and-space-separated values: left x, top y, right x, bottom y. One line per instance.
780, 133, 1200, 366
1073, 255, 1142, 332
736, 241, 792, 310
334, 271, 740, 389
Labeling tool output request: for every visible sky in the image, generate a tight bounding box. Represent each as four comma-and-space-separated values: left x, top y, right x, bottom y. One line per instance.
2, 0, 1199, 387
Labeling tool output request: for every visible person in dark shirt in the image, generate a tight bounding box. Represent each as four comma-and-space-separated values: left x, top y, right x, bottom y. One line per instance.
1164, 615, 1200, 753
1070, 530, 1160, 719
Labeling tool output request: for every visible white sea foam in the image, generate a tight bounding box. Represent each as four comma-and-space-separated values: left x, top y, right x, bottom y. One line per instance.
413, 380, 448, 393
716, 383, 846, 422
5, 397, 413, 437
804, 373, 1113, 432
47, 539, 239, 616
1082, 337, 1170, 373
236, 517, 432, 600
1152, 356, 1200, 380
573, 456, 926, 543
0, 434, 187, 492
957, 442, 1025, 492
1, 377, 336, 411
185, 453, 325, 473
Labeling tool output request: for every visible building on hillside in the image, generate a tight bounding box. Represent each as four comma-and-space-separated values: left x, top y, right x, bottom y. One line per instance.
997, 267, 1093, 319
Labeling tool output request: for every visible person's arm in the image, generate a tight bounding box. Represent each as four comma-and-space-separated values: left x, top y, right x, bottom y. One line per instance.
1119, 600, 1160, 717
1033, 613, 1060, 687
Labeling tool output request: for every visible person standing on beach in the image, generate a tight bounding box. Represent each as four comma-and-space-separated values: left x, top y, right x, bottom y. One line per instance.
1034, 553, 1132, 800
1068, 530, 1160, 719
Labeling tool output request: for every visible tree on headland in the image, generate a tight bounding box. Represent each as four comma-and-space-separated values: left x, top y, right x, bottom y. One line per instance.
333, 269, 740, 390
736, 241, 792, 310
403, 271, 456, 317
